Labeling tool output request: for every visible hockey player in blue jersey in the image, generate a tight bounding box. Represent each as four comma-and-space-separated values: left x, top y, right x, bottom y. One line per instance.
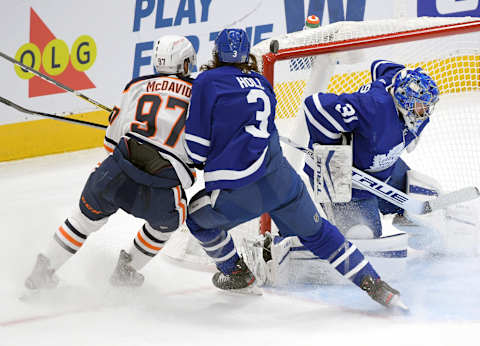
303, 60, 439, 239
24, 35, 197, 290
184, 28, 407, 310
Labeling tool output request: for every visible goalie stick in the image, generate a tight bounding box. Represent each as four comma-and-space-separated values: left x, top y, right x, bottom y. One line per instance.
0, 95, 107, 130
0, 51, 112, 113
279, 135, 480, 215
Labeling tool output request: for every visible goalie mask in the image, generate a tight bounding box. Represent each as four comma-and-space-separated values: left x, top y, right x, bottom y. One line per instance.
153, 35, 197, 76
392, 67, 439, 134
214, 28, 250, 63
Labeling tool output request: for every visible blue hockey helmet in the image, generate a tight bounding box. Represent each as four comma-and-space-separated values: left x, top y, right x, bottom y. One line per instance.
392, 67, 439, 134
214, 28, 250, 63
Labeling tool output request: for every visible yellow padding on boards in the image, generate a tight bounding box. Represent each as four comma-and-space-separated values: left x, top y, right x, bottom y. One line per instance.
0, 110, 109, 162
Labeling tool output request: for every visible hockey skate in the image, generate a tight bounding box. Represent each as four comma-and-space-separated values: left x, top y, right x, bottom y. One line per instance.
109, 250, 144, 287
212, 257, 261, 295
360, 275, 409, 312
24, 254, 59, 290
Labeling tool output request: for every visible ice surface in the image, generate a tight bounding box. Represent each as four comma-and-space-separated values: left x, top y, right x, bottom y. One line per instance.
1, 148, 479, 346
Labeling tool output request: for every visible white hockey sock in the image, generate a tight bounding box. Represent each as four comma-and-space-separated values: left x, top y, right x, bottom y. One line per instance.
129, 223, 172, 271
128, 246, 153, 271
44, 234, 76, 271
45, 218, 91, 270
44, 207, 107, 271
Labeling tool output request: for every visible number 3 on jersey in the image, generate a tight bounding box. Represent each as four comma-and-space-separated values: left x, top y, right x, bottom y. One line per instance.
132, 93, 189, 147
245, 89, 271, 139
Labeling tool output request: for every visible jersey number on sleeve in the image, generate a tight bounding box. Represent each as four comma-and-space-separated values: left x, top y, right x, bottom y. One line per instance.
132, 94, 189, 147
334, 103, 356, 118
245, 89, 271, 139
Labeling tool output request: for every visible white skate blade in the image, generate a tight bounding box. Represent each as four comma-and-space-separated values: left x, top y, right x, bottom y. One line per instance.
18, 286, 62, 302
18, 289, 41, 302
217, 284, 263, 296
389, 295, 410, 314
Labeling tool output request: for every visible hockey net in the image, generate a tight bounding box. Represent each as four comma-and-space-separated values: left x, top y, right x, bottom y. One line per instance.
162, 17, 480, 269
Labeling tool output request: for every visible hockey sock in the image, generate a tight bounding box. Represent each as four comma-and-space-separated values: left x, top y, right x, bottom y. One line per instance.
187, 223, 239, 274
130, 223, 171, 270
43, 206, 108, 271
46, 218, 88, 270
299, 219, 379, 287
327, 240, 379, 287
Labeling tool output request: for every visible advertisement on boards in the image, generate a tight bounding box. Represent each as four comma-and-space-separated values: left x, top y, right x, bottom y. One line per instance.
0, 0, 398, 123
418, 0, 480, 17
0, 0, 398, 159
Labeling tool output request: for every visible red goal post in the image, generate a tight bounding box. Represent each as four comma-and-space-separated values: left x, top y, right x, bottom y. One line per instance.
251, 17, 480, 234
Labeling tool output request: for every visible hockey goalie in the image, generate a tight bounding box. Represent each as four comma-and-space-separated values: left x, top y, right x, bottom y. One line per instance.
243, 167, 479, 288
239, 59, 480, 287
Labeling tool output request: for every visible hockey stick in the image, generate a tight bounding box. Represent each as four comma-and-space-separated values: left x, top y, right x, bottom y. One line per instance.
279, 135, 480, 215
0, 95, 107, 130
0, 51, 112, 113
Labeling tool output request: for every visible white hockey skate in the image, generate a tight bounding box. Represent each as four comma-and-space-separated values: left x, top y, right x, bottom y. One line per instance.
360, 275, 409, 312
24, 253, 59, 290
109, 250, 144, 287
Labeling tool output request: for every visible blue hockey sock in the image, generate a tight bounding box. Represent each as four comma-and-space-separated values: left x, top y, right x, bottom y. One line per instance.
186, 218, 239, 274
327, 241, 380, 287
299, 219, 379, 287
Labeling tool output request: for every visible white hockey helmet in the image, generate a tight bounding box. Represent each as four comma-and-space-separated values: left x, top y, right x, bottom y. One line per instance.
153, 35, 197, 76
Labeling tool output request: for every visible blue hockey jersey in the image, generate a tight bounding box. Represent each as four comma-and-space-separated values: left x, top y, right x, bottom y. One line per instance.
185, 66, 278, 191
303, 60, 429, 198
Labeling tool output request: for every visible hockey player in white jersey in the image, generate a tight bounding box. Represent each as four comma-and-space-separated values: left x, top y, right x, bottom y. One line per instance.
24, 35, 197, 290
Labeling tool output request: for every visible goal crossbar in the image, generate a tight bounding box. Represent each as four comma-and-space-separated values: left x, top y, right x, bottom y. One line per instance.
262, 19, 480, 84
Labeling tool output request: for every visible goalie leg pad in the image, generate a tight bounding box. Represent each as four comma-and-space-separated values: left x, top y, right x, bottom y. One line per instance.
260, 228, 408, 286
344, 225, 375, 239
296, 219, 379, 287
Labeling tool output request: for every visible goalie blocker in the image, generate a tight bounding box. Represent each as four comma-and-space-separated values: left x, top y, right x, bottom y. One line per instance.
312, 143, 352, 203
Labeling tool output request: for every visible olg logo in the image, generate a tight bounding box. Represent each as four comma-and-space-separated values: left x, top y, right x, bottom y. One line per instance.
17, 8, 97, 97
15, 35, 96, 79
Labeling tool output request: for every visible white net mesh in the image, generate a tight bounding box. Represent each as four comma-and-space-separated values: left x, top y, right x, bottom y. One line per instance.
252, 16, 480, 192
252, 17, 480, 68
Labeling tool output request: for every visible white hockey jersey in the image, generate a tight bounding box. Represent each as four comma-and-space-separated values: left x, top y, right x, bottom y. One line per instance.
104, 73, 196, 188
